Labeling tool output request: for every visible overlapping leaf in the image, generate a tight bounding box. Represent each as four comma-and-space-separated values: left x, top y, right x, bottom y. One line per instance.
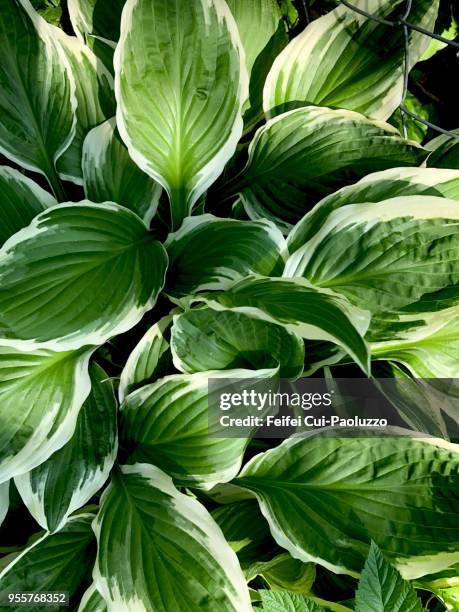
68, 0, 125, 42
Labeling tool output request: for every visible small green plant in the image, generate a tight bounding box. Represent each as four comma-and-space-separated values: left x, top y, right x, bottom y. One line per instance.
0, 0, 458, 610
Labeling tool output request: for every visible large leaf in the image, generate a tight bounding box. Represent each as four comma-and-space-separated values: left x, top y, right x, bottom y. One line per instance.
55, 30, 115, 184
355, 542, 423, 612
83, 118, 162, 225
78, 583, 107, 612
0, 166, 56, 247
235, 432, 459, 577
0, 344, 92, 484
246, 553, 315, 592
0, 514, 95, 610
200, 276, 371, 374
171, 307, 304, 378
68, 0, 125, 42
285, 196, 459, 315
115, 0, 248, 228
0, 202, 168, 350
0, 481, 9, 527
263, 0, 438, 120
0, 0, 76, 199
93, 463, 251, 611
426, 129, 459, 169
288, 167, 459, 252
121, 368, 275, 488
259, 590, 325, 612
118, 315, 173, 402
221, 107, 425, 232
165, 214, 286, 298
14, 363, 117, 532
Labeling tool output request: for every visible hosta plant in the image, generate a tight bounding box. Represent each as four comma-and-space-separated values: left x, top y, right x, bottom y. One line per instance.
0, 0, 459, 610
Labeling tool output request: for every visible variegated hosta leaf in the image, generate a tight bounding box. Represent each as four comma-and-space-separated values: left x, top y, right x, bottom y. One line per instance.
0, 0, 76, 198
55, 30, 115, 184
115, 0, 248, 228
226, 0, 283, 79
78, 583, 107, 612
426, 129, 459, 169
246, 552, 316, 593
0, 514, 95, 606
119, 315, 173, 403
263, 0, 438, 120
0, 481, 9, 527
165, 214, 286, 298
223, 107, 425, 232
14, 363, 117, 533
93, 463, 252, 611
0, 202, 168, 350
0, 344, 92, 484
371, 306, 459, 378
285, 196, 459, 315
235, 432, 459, 577
121, 368, 276, 488
288, 167, 459, 252
68, 0, 125, 43
200, 276, 371, 374
355, 542, 423, 612
0, 166, 56, 247
83, 118, 161, 225
171, 307, 304, 379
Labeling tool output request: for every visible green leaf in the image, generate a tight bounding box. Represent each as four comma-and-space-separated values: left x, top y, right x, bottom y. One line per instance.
0, 481, 9, 527
0, 514, 95, 611
0, 344, 92, 484
0, 0, 76, 198
14, 363, 117, 533
426, 129, 459, 170
121, 368, 275, 488
30, 0, 62, 26
201, 276, 371, 375
68, 0, 125, 42
388, 91, 432, 144
224, 107, 425, 232
285, 196, 459, 315
171, 307, 304, 379
115, 0, 249, 228
259, 589, 325, 612
235, 432, 459, 576
288, 167, 459, 252
263, 0, 439, 120
355, 542, 423, 612
247, 553, 315, 593
93, 463, 251, 611
119, 315, 173, 402
0, 202, 168, 350
55, 30, 115, 184
0, 166, 56, 247
165, 214, 286, 298
83, 118, 162, 225
226, 0, 283, 79
371, 306, 459, 378
78, 583, 107, 612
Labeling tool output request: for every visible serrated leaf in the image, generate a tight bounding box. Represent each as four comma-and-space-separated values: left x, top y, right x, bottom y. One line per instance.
0, 166, 56, 247
14, 363, 117, 532
171, 307, 304, 379
55, 30, 115, 184
355, 542, 423, 612
263, 0, 438, 120
93, 463, 251, 611
0, 514, 95, 610
223, 107, 425, 232
0, 202, 168, 350
285, 196, 459, 315
121, 368, 276, 488
288, 167, 459, 252
83, 118, 161, 225
118, 315, 173, 403
200, 276, 371, 375
0, 0, 76, 198
0, 344, 92, 484
235, 432, 459, 576
115, 0, 248, 228
259, 589, 325, 612
165, 214, 286, 298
